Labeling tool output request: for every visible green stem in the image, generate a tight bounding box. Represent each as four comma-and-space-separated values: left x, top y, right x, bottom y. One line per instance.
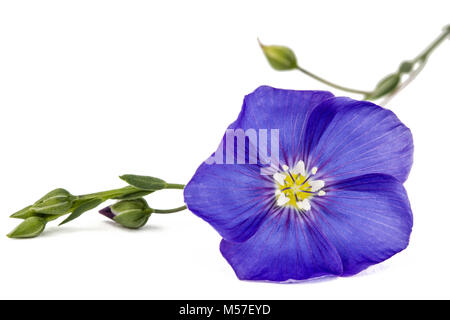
380, 25, 449, 106
295, 25, 449, 99
80, 185, 140, 201
296, 66, 371, 95
413, 26, 450, 64
79, 182, 185, 201
153, 205, 187, 214
166, 183, 185, 190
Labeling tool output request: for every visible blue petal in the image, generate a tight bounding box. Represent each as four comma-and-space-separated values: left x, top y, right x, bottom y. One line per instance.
304, 97, 413, 183
220, 174, 412, 281
233, 86, 334, 167
310, 173, 412, 275
184, 163, 275, 242
184, 86, 334, 242
220, 207, 343, 281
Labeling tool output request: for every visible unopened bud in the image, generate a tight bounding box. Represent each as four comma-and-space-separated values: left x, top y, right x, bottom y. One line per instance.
258, 39, 298, 71
7, 217, 46, 238
367, 73, 401, 100
398, 61, 414, 74
10, 205, 34, 219
32, 188, 74, 215
99, 198, 152, 229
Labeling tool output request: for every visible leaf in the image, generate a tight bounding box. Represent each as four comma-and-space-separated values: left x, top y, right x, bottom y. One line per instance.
59, 198, 104, 226
43, 213, 66, 222
119, 174, 167, 191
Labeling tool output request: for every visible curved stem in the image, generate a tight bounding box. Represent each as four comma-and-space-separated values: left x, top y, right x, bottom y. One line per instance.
153, 205, 187, 214
296, 66, 371, 95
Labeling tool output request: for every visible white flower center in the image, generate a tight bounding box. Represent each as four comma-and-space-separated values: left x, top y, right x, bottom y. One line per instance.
273, 161, 325, 211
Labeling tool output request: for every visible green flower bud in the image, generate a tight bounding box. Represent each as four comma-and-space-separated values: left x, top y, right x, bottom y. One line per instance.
258, 39, 298, 71
100, 198, 152, 229
398, 61, 414, 74
7, 217, 46, 238
10, 205, 34, 219
32, 188, 74, 215
367, 73, 401, 100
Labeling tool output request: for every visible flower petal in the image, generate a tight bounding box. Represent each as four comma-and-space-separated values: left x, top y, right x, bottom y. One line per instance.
233, 86, 334, 167
184, 86, 334, 242
304, 97, 413, 183
184, 162, 275, 242
220, 174, 412, 281
220, 208, 343, 281
313, 173, 413, 275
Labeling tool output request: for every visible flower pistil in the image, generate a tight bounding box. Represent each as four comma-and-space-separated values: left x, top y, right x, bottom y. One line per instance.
274, 161, 325, 210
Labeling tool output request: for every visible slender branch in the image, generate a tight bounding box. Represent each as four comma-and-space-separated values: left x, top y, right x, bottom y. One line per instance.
413, 26, 450, 63
295, 66, 371, 95
166, 183, 185, 190
153, 205, 187, 214
80, 185, 140, 201
79, 183, 185, 201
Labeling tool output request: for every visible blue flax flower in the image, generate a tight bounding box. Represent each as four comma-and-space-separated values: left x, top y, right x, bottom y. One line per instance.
184, 86, 413, 281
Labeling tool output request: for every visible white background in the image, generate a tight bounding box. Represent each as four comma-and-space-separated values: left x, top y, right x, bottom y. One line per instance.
0, 0, 449, 299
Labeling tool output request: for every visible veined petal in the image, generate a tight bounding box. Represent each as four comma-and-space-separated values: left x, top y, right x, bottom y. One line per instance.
304, 97, 413, 183
220, 173, 412, 281
233, 86, 334, 167
184, 162, 275, 242
185, 86, 414, 282
184, 86, 334, 242
313, 173, 413, 275
220, 208, 343, 281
